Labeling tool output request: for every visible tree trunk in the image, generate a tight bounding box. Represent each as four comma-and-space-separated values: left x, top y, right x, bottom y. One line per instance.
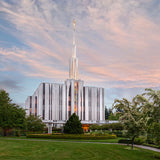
131, 135, 136, 150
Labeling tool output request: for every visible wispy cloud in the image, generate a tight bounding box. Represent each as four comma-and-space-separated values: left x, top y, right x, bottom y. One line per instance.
0, 79, 22, 91
0, 0, 160, 105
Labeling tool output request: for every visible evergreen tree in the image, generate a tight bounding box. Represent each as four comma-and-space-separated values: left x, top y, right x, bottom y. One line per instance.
63, 113, 83, 134
105, 107, 112, 120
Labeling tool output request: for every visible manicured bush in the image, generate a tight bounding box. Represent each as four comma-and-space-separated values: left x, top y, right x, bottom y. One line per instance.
113, 131, 123, 137
89, 124, 101, 130
91, 123, 124, 131
27, 134, 117, 140
118, 139, 131, 144
52, 128, 61, 132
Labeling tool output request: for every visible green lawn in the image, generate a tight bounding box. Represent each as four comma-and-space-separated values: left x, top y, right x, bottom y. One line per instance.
0, 138, 159, 160
1, 136, 122, 143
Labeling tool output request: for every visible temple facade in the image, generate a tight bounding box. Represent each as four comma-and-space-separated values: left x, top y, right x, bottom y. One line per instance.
25, 20, 105, 129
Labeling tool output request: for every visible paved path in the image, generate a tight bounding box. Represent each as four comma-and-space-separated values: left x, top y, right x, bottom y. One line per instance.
1, 138, 160, 153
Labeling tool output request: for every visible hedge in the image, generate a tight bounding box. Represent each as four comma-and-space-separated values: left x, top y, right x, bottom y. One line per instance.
118, 138, 145, 145
27, 134, 117, 140
118, 139, 132, 144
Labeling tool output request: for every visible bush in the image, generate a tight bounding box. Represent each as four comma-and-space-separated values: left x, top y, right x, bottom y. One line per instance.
89, 124, 102, 130
52, 128, 61, 132
27, 134, 117, 140
118, 139, 131, 144
113, 131, 123, 137
100, 123, 124, 131
134, 137, 146, 145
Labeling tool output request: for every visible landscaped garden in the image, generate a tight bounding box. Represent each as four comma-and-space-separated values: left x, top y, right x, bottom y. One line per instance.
1, 88, 160, 159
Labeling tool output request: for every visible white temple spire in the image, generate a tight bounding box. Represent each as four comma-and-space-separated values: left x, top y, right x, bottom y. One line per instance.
73, 19, 76, 58
69, 19, 79, 80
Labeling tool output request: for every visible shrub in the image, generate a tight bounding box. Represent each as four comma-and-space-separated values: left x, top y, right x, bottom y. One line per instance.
89, 124, 101, 130
134, 137, 146, 145
27, 134, 117, 140
118, 139, 131, 144
113, 131, 123, 137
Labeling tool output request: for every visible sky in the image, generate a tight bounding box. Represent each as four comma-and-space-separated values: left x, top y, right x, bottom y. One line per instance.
0, 0, 160, 108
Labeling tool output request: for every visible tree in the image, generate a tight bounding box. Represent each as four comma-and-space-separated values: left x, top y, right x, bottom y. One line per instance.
105, 107, 112, 120
142, 88, 160, 123
108, 112, 119, 120
142, 88, 160, 144
63, 113, 83, 134
26, 115, 45, 132
113, 97, 146, 149
0, 90, 26, 136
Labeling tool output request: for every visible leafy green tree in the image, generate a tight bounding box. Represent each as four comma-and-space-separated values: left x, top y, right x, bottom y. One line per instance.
142, 88, 160, 123
0, 90, 26, 136
64, 113, 83, 134
142, 88, 160, 145
113, 97, 146, 149
26, 115, 45, 132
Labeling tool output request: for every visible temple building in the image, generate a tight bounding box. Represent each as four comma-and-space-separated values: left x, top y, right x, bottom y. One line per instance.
25, 20, 105, 130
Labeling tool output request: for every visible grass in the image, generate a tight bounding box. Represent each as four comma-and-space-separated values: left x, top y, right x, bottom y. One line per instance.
0, 138, 159, 160
0, 136, 122, 143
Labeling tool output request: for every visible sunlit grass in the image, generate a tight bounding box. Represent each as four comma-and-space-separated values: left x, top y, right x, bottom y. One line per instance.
0, 138, 158, 160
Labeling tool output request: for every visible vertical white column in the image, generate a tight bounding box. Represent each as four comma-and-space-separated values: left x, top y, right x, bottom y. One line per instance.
62, 84, 66, 120
45, 83, 49, 120
78, 81, 80, 119
100, 88, 102, 121
66, 80, 69, 120
38, 84, 43, 118
85, 87, 89, 121
71, 80, 74, 115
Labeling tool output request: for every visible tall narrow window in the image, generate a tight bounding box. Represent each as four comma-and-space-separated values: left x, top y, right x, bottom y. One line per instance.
43, 83, 45, 120
35, 96, 37, 116
83, 87, 85, 120
30, 96, 32, 115
68, 85, 71, 118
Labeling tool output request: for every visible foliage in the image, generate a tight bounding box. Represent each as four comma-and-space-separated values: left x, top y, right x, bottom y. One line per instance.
89, 123, 123, 131
27, 133, 117, 140
142, 89, 160, 145
113, 88, 160, 148
118, 139, 131, 144
63, 113, 83, 134
108, 112, 119, 120
26, 115, 45, 132
148, 122, 160, 145
89, 124, 101, 130
112, 97, 146, 149
105, 107, 112, 120
134, 137, 146, 145
0, 90, 26, 136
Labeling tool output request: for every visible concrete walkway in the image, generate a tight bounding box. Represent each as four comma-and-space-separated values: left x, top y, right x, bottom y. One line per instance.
1, 138, 160, 153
